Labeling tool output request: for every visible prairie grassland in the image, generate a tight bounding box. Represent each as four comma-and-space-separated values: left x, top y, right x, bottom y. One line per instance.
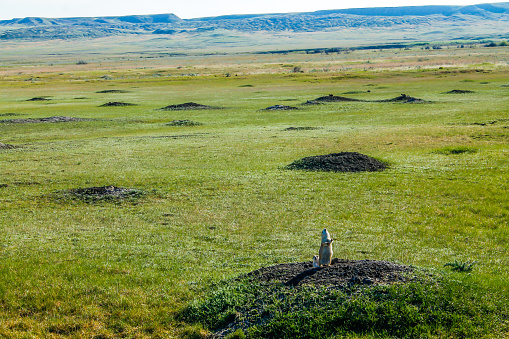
0, 46, 508, 338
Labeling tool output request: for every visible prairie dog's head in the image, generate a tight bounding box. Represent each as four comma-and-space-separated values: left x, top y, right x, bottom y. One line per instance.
321, 228, 332, 243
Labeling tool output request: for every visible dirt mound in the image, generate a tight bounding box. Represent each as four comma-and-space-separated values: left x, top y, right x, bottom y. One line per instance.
246, 259, 413, 287
287, 152, 387, 172
314, 94, 363, 102
263, 105, 298, 111
166, 120, 203, 126
0, 142, 17, 149
301, 100, 324, 105
444, 89, 474, 94
0, 116, 88, 124
60, 186, 144, 201
377, 93, 424, 103
26, 97, 51, 101
159, 102, 218, 110
0, 113, 21, 117
283, 126, 319, 131
99, 102, 137, 107
343, 90, 370, 94
96, 90, 130, 93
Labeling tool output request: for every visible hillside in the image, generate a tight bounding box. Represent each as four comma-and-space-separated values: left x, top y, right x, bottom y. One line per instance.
1, 3, 509, 41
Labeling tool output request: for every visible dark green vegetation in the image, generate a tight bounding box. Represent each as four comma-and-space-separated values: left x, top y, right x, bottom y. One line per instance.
181, 273, 506, 338
444, 260, 477, 272
0, 40, 508, 337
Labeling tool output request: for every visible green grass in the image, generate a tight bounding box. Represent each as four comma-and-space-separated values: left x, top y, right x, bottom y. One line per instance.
180, 272, 508, 338
0, 48, 509, 337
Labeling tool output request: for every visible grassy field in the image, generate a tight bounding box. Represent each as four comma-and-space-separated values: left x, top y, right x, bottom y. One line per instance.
0, 43, 509, 338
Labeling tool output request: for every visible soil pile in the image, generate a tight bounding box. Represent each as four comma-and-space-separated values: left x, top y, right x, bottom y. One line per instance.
283, 126, 319, 131
445, 90, 474, 94
0, 116, 88, 124
246, 259, 413, 287
96, 90, 130, 93
301, 100, 323, 105
377, 94, 424, 103
159, 102, 218, 110
0, 113, 21, 117
99, 102, 136, 107
26, 97, 51, 101
0, 142, 17, 149
314, 94, 363, 102
263, 105, 298, 111
60, 186, 144, 201
287, 152, 387, 172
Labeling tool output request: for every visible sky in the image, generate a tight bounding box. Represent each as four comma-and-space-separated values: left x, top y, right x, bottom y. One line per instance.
1, 0, 505, 21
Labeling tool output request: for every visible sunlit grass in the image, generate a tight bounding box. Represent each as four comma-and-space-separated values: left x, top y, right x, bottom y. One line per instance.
0, 50, 508, 337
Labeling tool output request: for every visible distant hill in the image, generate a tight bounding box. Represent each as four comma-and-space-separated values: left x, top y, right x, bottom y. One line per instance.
1, 3, 508, 40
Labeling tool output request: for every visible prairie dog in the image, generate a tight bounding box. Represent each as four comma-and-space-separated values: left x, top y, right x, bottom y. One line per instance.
319, 240, 333, 266
313, 255, 320, 268
318, 228, 333, 266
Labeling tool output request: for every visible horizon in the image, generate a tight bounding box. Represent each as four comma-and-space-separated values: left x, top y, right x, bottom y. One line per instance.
1, 0, 507, 21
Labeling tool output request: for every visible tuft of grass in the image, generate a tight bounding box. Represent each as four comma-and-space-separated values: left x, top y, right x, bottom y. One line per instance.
179, 273, 508, 338
433, 146, 478, 155
444, 260, 476, 272
166, 120, 203, 126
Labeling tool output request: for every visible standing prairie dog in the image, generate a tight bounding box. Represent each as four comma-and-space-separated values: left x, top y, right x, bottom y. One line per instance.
318, 228, 333, 266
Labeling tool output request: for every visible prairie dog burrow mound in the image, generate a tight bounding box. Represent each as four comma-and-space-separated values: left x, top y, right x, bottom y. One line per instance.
376, 93, 425, 103
26, 97, 51, 101
444, 90, 475, 94
286, 152, 387, 172
159, 102, 219, 110
262, 105, 298, 111
0, 116, 89, 124
57, 186, 145, 201
246, 259, 413, 287
99, 101, 137, 107
314, 94, 363, 102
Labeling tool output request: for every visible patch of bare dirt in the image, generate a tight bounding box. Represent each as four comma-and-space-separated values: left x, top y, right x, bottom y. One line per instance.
159, 102, 219, 110
0, 116, 89, 124
166, 120, 203, 126
263, 105, 298, 111
245, 259, 413, 287
59, 186, 145, 201
99, 102, 137, 107
287, 152, 387, 172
